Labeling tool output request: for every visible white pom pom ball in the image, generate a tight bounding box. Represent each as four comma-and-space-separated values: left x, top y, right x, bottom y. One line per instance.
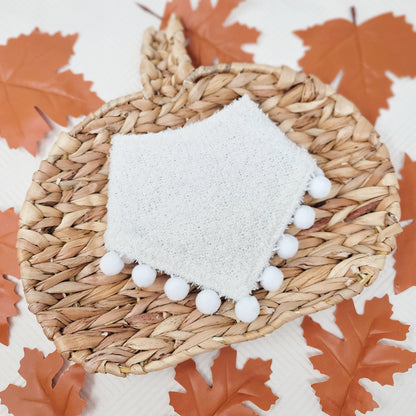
235, 296, 260, 323
132, 264, 157, 287
293, 205, 315, 229
276, 234, 299, 259
314, 167, 325, 176
100, 251, 124, 276
196, 289, 221, 315
164, 276, 190, 301
260, 266, 284, 291
308, 176, 331, 199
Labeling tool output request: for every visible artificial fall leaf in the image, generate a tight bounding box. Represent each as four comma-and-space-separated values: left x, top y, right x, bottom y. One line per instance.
302, 295, 416, 416
394, 153, 416, 294
394, 223, 416, 294
295, 12, 416, 124
169, 346, 278, 416
0, 208, 20, 279
0, 29, 103, 155
396, 153, 416, 223
0, 348, 86, 416
161, 0, 260, 67
0, 274, 19, 346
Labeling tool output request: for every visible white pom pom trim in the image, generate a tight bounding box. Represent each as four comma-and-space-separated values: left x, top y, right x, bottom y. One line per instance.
101, 167, 331, 314
235, 296, 260, 323
196, 289, 221, 315
132, 264, 157, 287
276, 234, 299, 259
308, 175, 331, 199
260, 266, 284, 291
293, 205, 315, 229
164, 276, 190, 301
100, 251, 124, 276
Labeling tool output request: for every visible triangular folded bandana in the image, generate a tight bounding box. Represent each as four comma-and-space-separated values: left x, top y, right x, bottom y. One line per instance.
105, 96, 317, 300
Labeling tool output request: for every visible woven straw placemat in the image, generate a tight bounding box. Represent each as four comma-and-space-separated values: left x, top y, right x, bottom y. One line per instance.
17, 15, 401, 376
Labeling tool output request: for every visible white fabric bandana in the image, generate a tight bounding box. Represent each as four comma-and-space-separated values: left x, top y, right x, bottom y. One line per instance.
105, 96, 316, 300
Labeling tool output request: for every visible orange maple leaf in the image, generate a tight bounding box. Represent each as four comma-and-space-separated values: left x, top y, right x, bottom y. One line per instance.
394, 223, 416, 294
169, 346, 278, 416
0, 208, 20, 279
0, 29, 103, 155
0, 274, 19, 346
302, 295, 416, 416
394, 153, 416, 294
295, 12, 416, 124
161, 0, 260, 67
0, 348, 86, 416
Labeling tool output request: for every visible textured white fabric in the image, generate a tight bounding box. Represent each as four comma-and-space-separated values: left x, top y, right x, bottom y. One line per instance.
105, 96, 316, 300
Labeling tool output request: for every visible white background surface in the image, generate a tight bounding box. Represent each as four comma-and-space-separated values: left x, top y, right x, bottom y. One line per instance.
0, 1, 416, 415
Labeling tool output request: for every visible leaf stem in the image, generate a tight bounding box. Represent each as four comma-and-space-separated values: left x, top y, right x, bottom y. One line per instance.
351, 6, 357, 25
136, 3, 162, 20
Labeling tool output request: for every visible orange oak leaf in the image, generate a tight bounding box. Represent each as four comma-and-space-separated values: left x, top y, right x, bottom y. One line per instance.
295, 11, 416, 124
302, 295, 416, 416
161, 0, 260, 67
0, 274, 19, 346
0, 29, 103, 155
0, 348, 86, 416
0, 208, 20, 279
394, 153, 416, 293
169, 346, 278, 416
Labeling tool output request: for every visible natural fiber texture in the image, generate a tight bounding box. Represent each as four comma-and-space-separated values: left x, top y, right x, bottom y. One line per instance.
17, 14, 401, 376
106, 95, 316, 300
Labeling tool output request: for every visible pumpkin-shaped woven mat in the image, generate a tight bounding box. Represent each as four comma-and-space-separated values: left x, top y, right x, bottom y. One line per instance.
17, 15, 401, 376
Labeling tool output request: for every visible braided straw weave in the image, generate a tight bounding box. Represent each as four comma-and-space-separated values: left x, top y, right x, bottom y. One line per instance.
17, 15, 401, 376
